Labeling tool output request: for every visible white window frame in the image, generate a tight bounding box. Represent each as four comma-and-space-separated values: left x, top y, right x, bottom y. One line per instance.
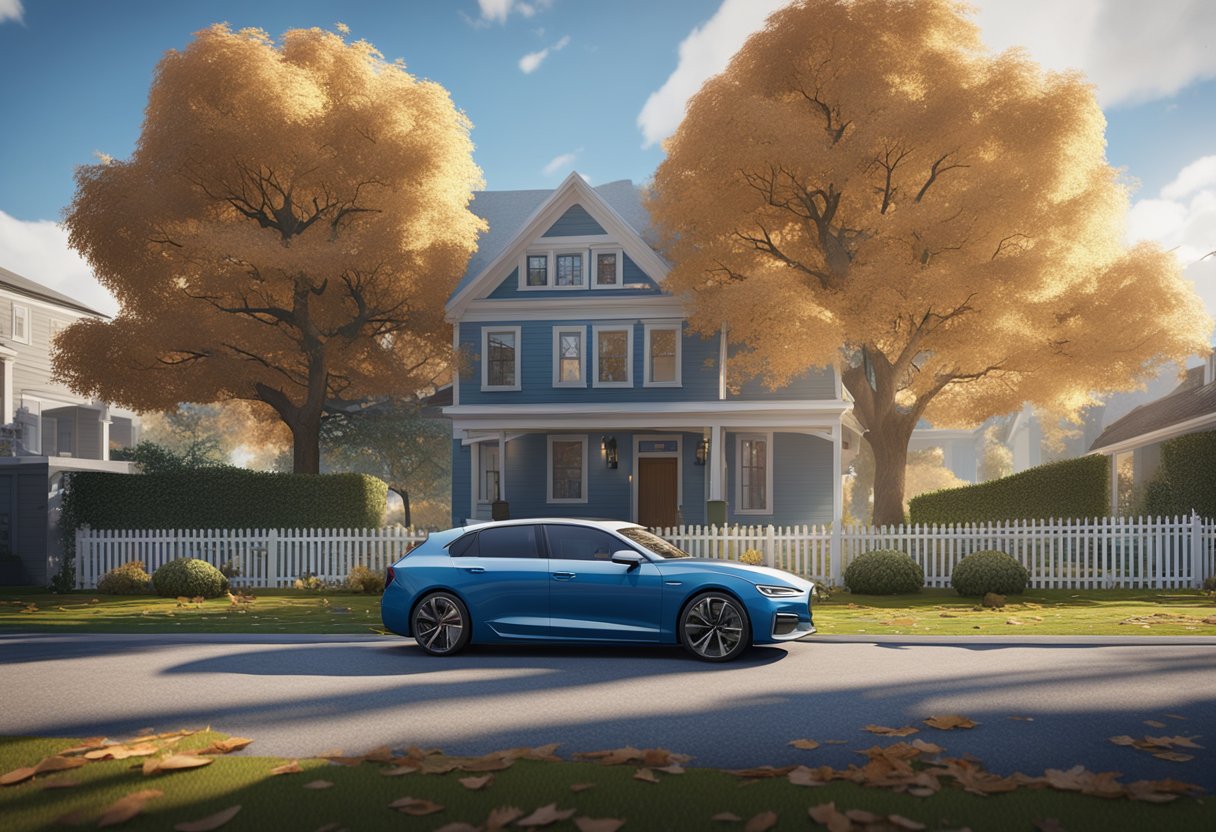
547, 434, 589, 504
475, 443, 501, 504
592, 324, 634, 388
480, 325, 522, 392
522, 252, 550, 289
553, 251, 586, 288
734, 432, 774, 515
643, 321, 682, 387
590, 247, 624, 289
551, 325, 586, 388
11, 304, 30, 344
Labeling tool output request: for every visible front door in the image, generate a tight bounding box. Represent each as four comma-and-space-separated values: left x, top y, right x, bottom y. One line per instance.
637, 457, 678, 528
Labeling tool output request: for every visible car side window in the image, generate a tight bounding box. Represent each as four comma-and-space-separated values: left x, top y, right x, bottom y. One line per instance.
475, 525, 542, 558
448, 532, 479, 557
545, 525, 624, 562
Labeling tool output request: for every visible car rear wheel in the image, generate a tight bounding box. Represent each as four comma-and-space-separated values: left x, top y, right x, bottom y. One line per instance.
680, 592, 750, 662
412, 592, 471, 656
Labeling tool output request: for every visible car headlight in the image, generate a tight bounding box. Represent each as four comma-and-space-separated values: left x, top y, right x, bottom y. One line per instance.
755, 584, 803, 598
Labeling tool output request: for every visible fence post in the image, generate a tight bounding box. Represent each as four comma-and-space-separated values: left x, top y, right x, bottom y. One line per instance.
1191, 511, 1203, 589
266, 529, 280, 589
830, 522, 842, 586
764, 525, 775, 568
75, 525, 88, 589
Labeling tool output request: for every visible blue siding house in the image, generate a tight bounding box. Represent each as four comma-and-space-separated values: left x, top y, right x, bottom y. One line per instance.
444, 173, 857, 529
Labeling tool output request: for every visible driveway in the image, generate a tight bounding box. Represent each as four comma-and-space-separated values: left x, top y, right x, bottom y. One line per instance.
3, 633, 1214, 789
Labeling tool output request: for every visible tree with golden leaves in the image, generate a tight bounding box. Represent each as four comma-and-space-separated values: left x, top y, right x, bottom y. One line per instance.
650, 0, 1211, 523
57, 25, 484, 473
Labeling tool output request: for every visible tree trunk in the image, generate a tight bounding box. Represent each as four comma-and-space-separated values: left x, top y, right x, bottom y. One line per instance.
841, 353, 918, 526
868, 431, 911, 526
290, 413, 322, 475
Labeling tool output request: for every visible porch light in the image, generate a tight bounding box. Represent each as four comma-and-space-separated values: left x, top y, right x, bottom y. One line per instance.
695, 437, 709, 466
601, 434, 618, 469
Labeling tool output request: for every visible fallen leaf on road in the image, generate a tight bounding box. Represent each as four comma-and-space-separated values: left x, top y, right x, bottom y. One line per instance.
173, 805, 242, 831
909, 739, 943, 754
459, 774, 494, 790
864, 725, 918, 736
1165, 713, 1187, 720
389, 796, 444, 816
270, 760, 303, 775
744, 811, 778, 832
574, 817, 625, 832
97, 788, 163, 828
924, 715, 978, 730
1144, 720, 1167, 729
1152, 752, 1194, 762
516, 803, 576, 827
302, 779, 333, 790
789, 739, 820, 750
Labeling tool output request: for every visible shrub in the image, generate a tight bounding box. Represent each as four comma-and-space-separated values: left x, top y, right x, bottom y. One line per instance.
952, 550, 1029, 597
844, 549, 924, 595
909, 455, 1108, 524
739, 548, 764, 566
1202, 576, 1216, 594
97, 561, 152, 595
151, 558, 229, 598
346, 564, 384, 594
1144, 430, 1216, 518
294, 573, 325, 592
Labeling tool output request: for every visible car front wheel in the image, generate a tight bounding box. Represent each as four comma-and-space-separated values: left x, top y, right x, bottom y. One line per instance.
680, 592, 751, 662
411, 592, 471, 656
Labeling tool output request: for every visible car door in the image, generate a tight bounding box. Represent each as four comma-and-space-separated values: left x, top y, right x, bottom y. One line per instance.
544, 524, 663, 642
449, 524, 549, 640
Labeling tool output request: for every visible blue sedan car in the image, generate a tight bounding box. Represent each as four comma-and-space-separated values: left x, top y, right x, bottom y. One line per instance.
381, 518, 815, 662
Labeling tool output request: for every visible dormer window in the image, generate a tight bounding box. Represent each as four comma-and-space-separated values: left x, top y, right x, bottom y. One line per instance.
592, 249, 624, 288
555, 253, 584, 286
518, 246, 627, 291
526, 254, 548, 287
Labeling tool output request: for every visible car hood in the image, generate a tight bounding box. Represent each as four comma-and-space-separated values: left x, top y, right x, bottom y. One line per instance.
659, 558, 814, 590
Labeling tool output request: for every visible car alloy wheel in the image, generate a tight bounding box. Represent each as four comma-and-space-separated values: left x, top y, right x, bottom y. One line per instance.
412, 592, 471, 656
680, 592, 750, 662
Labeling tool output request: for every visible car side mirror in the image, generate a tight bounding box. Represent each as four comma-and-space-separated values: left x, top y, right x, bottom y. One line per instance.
611, 550, 643, 569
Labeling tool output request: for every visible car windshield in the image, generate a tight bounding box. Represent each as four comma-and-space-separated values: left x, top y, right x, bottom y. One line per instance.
618, 527, 691, 559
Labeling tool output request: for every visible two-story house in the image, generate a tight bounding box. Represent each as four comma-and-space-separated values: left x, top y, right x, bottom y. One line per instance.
443, 173, 858, 531
1, 265, 138, 584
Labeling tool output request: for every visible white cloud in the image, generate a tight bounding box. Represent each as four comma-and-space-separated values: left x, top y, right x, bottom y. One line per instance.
1127, 154, 1216, 326
0, 211, 117, 316
639, 0, 1216, 148
637, 0, 786, 148
0, 0, 22, 25
475, 0, 552, 25
542, 150, 579, 177
518, 34, 569, 74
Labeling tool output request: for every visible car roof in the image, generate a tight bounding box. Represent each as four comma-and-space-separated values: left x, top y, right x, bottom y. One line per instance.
450, 518, 643, 534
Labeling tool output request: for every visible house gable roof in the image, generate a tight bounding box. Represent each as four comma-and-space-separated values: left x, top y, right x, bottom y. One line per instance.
445, 173, 667, 318
1089, 366, 1216, 451
0, 265, 108, 317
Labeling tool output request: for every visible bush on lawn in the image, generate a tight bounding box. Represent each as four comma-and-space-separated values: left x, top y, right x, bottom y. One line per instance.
152, 558, 229, 598
909, 455, 1108, 524
1203, 575, 1216, 594
1143, 430, 1216, 518
844, 549, 924, 595
952, 550, 1029, 597
346, 564, 384, 594
97, 560, 153, 595
739, 548, 764, 566
294, 572, 325, 592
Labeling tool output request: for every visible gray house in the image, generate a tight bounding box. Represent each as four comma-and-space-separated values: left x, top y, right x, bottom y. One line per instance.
0, 266, 138, 585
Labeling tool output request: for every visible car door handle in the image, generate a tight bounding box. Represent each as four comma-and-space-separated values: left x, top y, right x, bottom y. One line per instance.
462, 566, 486, 574
551, 571, 576, 580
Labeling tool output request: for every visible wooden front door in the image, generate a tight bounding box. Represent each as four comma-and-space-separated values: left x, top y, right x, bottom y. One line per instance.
637, 457, 678, 528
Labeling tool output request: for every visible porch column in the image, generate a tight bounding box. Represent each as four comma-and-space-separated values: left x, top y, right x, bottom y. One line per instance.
498, 431, 507, 502
708, 424, 724, 500
1109, 452, 1119, 516
830, 421, 843, 585
0, 348, 15, 424
99, 406, 112, 462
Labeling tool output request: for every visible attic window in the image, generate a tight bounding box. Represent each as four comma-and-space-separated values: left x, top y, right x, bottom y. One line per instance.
592, 249, 623, 288
526, 255, 548, 287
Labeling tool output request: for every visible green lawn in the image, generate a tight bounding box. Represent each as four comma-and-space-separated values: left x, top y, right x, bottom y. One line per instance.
1, 586, 1213, 636
1, 731, 1211, 832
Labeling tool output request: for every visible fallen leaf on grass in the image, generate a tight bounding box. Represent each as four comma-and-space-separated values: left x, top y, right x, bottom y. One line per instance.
85, 742, 161, 761
270, 760, 303, 775
657, 763, 685, 774
924, 715, 978, 730
143, 755, 213, 775
789, 739, 820, 750
889, 815, 926, 830
808, 802, 850, 832
516, 803, 576, 827
711, 812, 742, 822
0, 766, 36, 786
787, 765, 828, 787
199, 737, 253, 755
845, 809, 882, 823
302, 779, 333, 790
744, 811, 778, 832
97, 788, 163, 828
39, 775, 81, 789
1032, 821, 1066, 832
57, 737, 109, 755
33, 756, 87, 774
864, 725, 918, 736
389, 796, 444, 816
570, 782, 595, 792
725, 765, 797, 778
574, 818, 625, 832
173, 804, 242, 831
486, 806, 524, 831
434, 824, 482, 832
459, 774, 494, 790
633, 767, 659, 783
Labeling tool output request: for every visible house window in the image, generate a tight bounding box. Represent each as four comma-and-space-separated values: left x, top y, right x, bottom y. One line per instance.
11, 305, 30, 344
735, 433, 773, 514
552, 326, 585, 387
555, 253, 584, 287
478, 445, 501, 503
592, 250, 623, 288
593, 326, 633, 387
481, 326, 521, 391
526, 254, 548, 287
644, 323, 681, 387
548, 435, 588, 503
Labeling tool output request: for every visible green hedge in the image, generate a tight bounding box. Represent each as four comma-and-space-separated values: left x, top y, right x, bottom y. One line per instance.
1144, 430, 1216, 518
909, 455, 1109, 525
63, 469, 388, 532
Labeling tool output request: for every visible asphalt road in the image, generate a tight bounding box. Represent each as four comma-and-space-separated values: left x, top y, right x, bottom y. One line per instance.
3, 633, 1215, 789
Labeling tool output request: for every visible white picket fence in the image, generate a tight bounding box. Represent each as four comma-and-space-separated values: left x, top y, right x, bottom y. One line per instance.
74, 527, 428, 590
74, 515, 1216, 590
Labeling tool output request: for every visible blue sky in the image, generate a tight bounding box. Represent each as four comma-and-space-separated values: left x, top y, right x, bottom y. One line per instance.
0, 0, 1214, 319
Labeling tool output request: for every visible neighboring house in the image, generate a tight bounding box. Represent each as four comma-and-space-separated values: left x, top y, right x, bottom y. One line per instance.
442, 173, 860, 529
1089, 356, 1216, 514
0, 265, 138, 584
